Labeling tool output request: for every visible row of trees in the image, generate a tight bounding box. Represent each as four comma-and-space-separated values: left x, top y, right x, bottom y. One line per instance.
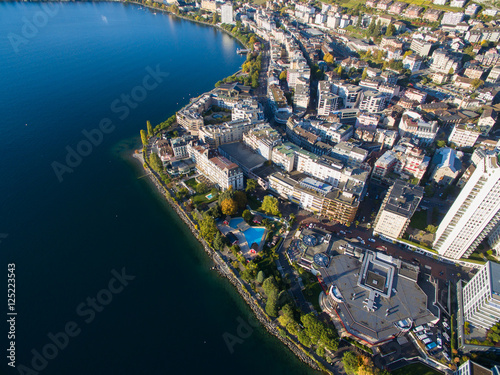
278, 303, 340, 355
343, 351, 390, 375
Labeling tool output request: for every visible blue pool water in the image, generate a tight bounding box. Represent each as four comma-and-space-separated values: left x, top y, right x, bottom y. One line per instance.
205, 193, 213, 199
229, 217, 245, 229
229, 218, 266, 246
244, 226, 266, 246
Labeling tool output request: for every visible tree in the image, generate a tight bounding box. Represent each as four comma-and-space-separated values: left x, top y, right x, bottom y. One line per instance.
199, 214, 218, 242
206, 203, 222, 219
263, 277, 279, 317
336, 65, 343, 76
245, 178, 257, 193
195, 182, 208, 194
279, 70, 287, 81
471, 78, 484, 89
261, 195, 280, 216
361, 67, 368, 80
147, 120, 153, 137
436, 140, 446, 148
323, 52, 334, 65
242, 209, 252, 223
233, 190, 247, 209
221, 198, 238, 216
343, 352, 361, 375
426, 224, 438, 233
176, 187, 189, 200
449, 68, 455, 75
213, 231, 226, 251
367, 18, 376, 36
140, 129, 148, 146
373, 21, 382, 38
256, 270, 265, 284
149, 152, 163, 172
385, 23, 396, 37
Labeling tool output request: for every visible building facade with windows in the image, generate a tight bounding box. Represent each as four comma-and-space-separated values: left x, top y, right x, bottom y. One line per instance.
433, 153, 500, 259
462, 262, 500, 330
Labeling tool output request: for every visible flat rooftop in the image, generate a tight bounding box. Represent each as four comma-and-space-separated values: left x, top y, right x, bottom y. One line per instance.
218, 142, 267, 171
321, 251, 437, 345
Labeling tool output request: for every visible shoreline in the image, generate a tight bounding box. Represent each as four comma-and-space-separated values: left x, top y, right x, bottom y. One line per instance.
11, 0, 327, 370
132, 152, 327, 373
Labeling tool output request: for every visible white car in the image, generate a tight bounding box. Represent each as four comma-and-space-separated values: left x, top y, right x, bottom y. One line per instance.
443, 321, 450, 330
368, 238, 376, 243
339, 230, 346, 235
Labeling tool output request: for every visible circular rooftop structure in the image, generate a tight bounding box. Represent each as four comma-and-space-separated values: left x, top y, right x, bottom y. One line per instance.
303, 234, 318, 247
314, 253, 329, 268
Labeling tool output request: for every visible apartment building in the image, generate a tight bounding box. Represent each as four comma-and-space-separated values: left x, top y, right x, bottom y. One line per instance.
198, 119, 255, 148
449, 124, 481, 148
433, 152, 500, 259
373, 180, 424, 239
399, 111, 438, 146
188, 144, 244, 190
462, 262, 500, 329
242, 122, 281, 160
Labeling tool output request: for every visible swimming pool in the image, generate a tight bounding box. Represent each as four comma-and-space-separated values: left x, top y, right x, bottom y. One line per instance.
229, 218, 266, 247
205, 193, 214, 199
243, 226, 266, 247
229, 217, 244, 229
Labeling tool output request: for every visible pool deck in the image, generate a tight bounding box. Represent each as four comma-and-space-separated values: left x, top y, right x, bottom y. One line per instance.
218, 220, 267, 260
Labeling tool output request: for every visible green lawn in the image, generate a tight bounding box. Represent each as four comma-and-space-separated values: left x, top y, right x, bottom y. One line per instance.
392, 363, 442, 375
184, 178, 198, 190
192, 193, 217, 205
409, 210, 428, 230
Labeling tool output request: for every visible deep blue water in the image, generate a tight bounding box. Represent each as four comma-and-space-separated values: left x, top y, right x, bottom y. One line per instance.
0, 2, 317, 374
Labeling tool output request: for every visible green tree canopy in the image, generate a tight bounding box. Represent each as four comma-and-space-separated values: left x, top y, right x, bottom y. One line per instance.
242, 209, 252, 223
279, 70, 287, 81
245, 178, 257, 192
385, 23, 396, 37
195, 182, 208, 194
147, 120, 153, 137
140, 129, 148, 146
213, 231, 226, 251
149, 152, 163, 172
261, 195, 280, 216
343, 351, 361, 375
263, 276, 279, 317
426, 224, 438, 233
200, 213, 218, 242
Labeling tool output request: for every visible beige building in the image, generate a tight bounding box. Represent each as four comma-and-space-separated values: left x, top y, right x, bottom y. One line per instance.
188, 143, 244, 190
373, 180, 424, 240
448, 124, 481, 148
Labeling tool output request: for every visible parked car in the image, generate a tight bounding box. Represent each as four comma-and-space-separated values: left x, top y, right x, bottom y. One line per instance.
368, 238, 376, 243
443, 332, 450, 342
443, 352, 451, 361
339, 230, 346, 235
443, 321, 450, 330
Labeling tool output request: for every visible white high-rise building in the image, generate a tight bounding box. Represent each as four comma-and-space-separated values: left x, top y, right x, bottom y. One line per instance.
433, 152, 500, 259
462, 261, 500, 330
221, 3, 234, 24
